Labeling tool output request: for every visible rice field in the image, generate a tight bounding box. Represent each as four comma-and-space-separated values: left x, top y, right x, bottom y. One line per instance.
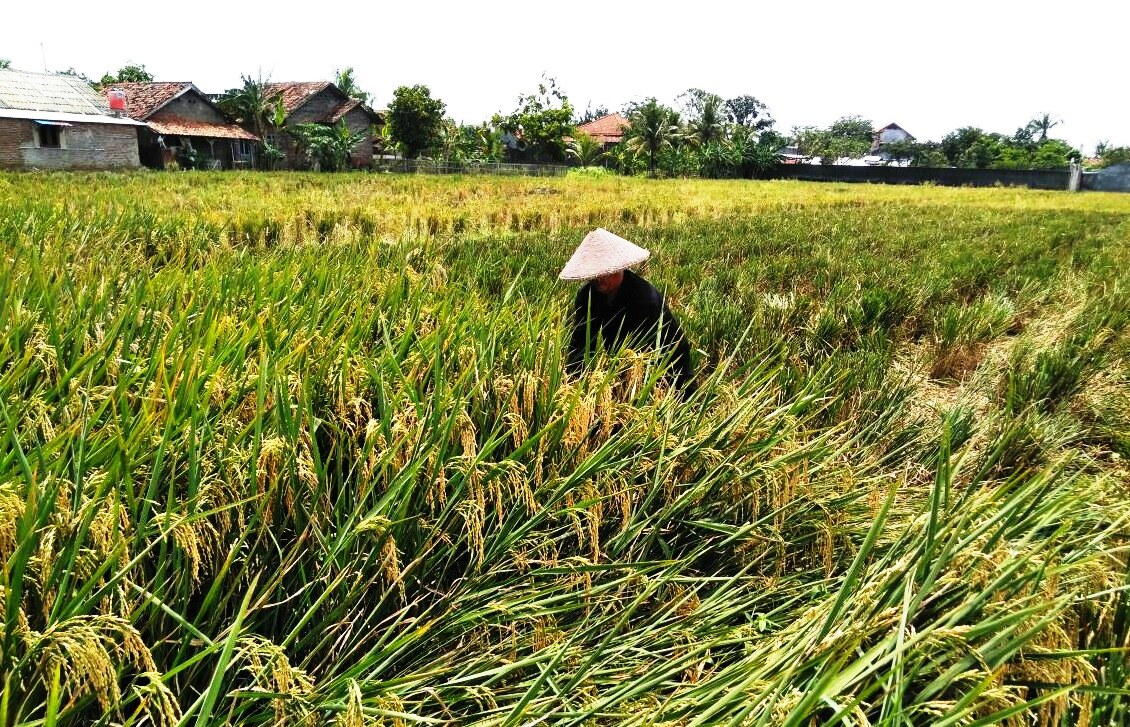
1, 171, 1128, 726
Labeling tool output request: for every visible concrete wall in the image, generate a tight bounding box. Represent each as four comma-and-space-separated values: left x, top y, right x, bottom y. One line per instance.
773, 164, 1070, 190
0, 118, 140, 170
1083, 163, 1130, 192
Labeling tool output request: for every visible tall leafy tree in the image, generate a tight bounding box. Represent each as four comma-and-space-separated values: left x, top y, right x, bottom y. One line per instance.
881, 140, 947, 167
940, 127, 985, 166
97, 63, 153, 89
1095, 142, 1130, 169
828, 115, 873, 158
725, 95, 773, 130
624, 98, 679, 177
387, 85, 446, 159
493, 76, 575, 163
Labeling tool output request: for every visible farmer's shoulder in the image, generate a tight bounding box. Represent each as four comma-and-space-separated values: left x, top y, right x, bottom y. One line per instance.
626, 271, 664, 308
574, 281, 596, 308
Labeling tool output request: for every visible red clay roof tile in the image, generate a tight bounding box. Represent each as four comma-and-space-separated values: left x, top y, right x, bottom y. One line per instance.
576, 113, 631, 144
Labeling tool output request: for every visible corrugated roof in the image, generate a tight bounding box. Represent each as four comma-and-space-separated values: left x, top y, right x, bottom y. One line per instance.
0, 68, 112, 115
147, 118, 258, 140
0, 108, 145, 126
576, 113, 631, 144
102, 82, 192, 119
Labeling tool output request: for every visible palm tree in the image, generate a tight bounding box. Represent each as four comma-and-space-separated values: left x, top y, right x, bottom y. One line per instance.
566, 132, 606, 168
217, 75, 279, 151
334, 67, 370, 105
624, 99, 678, 177
1027, 113, 1060, 142
689, 93, 726, 148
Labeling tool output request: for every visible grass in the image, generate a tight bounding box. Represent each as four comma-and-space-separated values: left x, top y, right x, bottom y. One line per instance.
0, 171, 1128, 725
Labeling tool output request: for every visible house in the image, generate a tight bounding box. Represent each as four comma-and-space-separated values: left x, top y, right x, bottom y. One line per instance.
574, 113, 631, 149
261, 82, 382, 169
870, 122, 914, 153
775, 145, 809, 164
102, 82, 259, 170
0, 68, 144, 170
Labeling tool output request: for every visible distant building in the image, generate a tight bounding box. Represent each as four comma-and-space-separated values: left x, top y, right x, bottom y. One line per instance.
575, 113, 631, 149
776, 145, 809, 164
261, 82, 383, 169
102, 82, 258, 169
0, 68, 144, 170
871, 122, 914, 153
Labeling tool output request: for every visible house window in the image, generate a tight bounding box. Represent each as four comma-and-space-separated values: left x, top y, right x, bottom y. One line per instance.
36, 124, 62, 148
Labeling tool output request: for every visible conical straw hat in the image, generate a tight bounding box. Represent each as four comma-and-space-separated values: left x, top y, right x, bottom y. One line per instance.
558, 228, 651, 281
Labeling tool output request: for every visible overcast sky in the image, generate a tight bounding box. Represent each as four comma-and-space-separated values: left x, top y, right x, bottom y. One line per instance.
3, 0, 1125, 153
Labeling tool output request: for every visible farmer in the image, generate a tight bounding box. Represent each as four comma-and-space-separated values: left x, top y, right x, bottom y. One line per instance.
561, 228, 696, 393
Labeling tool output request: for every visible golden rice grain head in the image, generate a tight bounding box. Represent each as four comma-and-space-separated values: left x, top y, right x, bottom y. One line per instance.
29, 614, 156, 714
335, 679, 368, 727
130, 671, 182, 727
456, 410, 477, 456
238, 635, 317, 725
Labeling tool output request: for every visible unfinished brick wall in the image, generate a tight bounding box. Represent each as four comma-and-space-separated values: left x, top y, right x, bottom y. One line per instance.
0, 118, 32, 168
342, 107, 374, 168
0, 119, 141, 170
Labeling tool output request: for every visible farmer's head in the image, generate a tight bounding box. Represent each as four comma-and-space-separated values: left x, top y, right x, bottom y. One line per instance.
558, 228, 650, 291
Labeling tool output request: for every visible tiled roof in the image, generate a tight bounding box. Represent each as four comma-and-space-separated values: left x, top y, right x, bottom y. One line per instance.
102, 82, 192, 119
263, 82, 381, 124
576, 113, 630, 144
147, 118, 258, 140
0, 68, 111, 115
328, 98, 361, 122
262, 82, 332, 115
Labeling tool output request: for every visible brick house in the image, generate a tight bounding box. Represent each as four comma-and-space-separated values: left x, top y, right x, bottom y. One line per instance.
102, 82, 258, 170
261, 82, 382, 169
0, 68, 143, 170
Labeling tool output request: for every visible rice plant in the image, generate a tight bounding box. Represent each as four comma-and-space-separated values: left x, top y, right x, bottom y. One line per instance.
1, 172, 1128, 725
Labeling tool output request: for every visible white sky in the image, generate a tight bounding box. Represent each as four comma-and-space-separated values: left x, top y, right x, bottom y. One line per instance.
3, 0, 1126, 153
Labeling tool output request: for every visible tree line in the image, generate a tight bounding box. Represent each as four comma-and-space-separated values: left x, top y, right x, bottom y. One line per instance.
7, 58, 1130, 173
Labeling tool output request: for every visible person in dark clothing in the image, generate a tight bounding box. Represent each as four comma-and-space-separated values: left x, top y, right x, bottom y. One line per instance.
559, 228, 696, 393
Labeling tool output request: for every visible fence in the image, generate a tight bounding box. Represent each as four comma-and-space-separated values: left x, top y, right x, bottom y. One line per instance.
373, 159, 568, 177
1083, 163, 1130, 192
771, 164, 1071, 190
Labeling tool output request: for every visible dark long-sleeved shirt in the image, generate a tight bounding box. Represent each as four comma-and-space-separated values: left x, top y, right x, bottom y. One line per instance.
566, 270, 695, 391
